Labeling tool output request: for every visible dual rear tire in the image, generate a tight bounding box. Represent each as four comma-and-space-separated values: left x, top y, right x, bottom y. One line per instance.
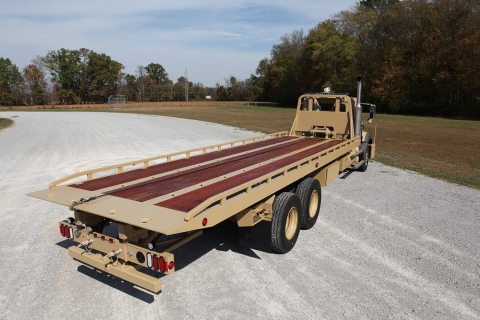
358, 134, 372, 172
271, 178, 321, 253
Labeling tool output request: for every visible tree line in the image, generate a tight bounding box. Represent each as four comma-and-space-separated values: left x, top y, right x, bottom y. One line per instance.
0, 52, 211, 106
0, 48, 262, 106
1, 0, 478, 118
255, 0, 479, 118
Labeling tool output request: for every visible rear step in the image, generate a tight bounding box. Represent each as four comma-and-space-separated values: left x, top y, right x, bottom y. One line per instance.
69, 246, 162, 293
352, 160, 365, 170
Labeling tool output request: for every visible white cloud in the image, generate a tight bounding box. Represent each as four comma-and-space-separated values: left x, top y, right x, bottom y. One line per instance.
0, 0, 359, 86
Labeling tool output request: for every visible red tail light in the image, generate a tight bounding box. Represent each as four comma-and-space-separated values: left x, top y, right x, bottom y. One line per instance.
159, 256, 166, 272
153, 255, 159, 270
60, 224, 65, 237
169, 261, 175, 270
64, 226, 70, 238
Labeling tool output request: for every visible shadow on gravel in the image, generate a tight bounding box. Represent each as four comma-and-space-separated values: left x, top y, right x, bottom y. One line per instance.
339, 169, 354, 180
172, 220, 263, 272
56, 239, 75, 249
54, 220, 263, 301
76, 265, 157, 303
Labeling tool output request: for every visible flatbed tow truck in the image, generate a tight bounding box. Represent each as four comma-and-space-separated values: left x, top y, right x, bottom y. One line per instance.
28, 78, 376, 293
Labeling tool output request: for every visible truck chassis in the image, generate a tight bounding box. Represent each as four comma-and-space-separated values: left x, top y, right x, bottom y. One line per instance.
28, 79, 376, 292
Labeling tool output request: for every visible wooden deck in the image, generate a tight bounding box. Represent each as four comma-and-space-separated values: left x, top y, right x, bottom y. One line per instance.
105, 138, 324, 202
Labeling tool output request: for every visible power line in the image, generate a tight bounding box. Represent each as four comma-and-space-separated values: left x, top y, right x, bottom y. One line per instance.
185, 68, 188, 102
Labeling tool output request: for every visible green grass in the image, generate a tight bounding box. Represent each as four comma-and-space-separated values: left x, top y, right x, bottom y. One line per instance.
0, 118, 13, 130
374, 114, 480, 129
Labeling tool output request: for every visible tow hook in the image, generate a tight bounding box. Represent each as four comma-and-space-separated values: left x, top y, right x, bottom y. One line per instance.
105, 249, 122, 266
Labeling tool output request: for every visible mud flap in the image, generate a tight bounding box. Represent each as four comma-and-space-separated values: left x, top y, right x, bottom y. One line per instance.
238, 220, 272, 253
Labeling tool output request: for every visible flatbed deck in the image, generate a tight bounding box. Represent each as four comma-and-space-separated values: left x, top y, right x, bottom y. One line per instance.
28, 134, 356, 235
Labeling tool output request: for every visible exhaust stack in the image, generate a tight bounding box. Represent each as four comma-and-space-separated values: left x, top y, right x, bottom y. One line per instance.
354, 77, 362, 137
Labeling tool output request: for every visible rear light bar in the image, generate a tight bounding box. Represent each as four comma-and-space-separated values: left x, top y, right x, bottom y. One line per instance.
141, 254, 174, 273
59, 222, 174, 274
59, 223, 74, 240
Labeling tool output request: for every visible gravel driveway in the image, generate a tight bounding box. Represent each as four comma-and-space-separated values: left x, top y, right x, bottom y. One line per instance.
0, 112, 478, 319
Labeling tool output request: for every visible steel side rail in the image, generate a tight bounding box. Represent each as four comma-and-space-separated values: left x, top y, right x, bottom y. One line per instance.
49, 131, 288, 188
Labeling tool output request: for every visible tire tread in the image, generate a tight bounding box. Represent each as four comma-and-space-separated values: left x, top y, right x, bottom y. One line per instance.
296, 178, 321, 229
271, 193, 301, 253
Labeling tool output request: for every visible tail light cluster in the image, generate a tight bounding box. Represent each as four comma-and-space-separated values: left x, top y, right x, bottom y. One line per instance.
59, 223, 74, 240
146, 252, 174, 273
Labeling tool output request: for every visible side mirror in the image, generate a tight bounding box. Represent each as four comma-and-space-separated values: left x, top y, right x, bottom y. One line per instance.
369, 105, 376, 121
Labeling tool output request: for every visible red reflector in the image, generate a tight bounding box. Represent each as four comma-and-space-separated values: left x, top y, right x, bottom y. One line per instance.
93, 233, 98, 238
109, 238, 114, 243
169, 261, 175, 270
101, 235, 105, 240
60, 225, 65, 237
202, 218, 208, 226
64, 226, 70, 238
153, 255, 159, 270
159, 256, 166, 272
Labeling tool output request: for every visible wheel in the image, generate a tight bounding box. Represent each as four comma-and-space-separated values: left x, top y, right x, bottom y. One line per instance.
271, 192, 302, 253
358, 134, 371, 172
357, 142, 369, 172
296, 178, 321, 229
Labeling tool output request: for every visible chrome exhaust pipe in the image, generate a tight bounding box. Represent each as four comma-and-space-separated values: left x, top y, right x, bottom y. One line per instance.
354, 77, 362, 137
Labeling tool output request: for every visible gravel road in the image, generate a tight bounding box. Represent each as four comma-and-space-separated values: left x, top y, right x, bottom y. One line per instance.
0, 112, 478, 319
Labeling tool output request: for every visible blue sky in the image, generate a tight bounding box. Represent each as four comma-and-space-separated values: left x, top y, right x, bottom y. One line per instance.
0, 0, 359, 86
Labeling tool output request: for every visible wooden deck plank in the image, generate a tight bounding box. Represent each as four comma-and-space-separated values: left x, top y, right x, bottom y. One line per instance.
73, 136, 296, 191
106, 138, 323, 202
155, 140, 344, 212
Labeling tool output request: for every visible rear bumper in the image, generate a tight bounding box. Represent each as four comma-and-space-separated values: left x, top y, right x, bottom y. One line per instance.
68, 246, 162, 293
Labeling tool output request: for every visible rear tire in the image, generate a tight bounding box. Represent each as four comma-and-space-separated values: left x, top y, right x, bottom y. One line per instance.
358, 141, 370, 172
271, 193, 302, 253
296, 178, 321, 229
358, 134, 371, 172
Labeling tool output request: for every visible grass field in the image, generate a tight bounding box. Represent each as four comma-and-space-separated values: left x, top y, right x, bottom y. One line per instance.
0, 118, 13, 131
2, 103, 479, 189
